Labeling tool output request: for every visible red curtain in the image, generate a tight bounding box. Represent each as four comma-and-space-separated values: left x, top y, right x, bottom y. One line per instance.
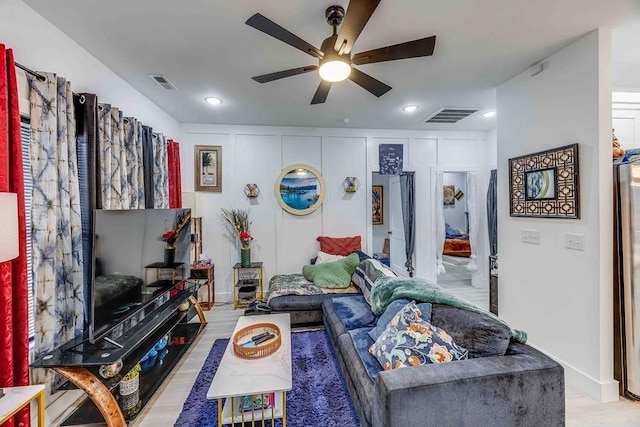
0, 46, 30, 427
167, 139, 182, 208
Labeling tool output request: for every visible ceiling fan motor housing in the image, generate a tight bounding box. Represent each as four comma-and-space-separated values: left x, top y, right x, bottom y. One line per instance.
325, 5, 345, 27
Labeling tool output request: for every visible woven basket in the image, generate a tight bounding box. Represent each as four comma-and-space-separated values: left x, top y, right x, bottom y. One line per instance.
233, 323, 281, 359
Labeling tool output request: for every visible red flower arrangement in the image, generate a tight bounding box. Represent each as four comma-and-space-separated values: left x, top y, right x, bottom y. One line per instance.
162, 230, 178, 246
239, 231, 253, 249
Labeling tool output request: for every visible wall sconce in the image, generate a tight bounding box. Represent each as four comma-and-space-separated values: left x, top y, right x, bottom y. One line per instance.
343, 177, 360, 193
244, 184, 260, 198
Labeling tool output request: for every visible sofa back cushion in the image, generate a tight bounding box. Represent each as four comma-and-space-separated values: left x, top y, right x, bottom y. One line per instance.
351, 259, 396, 304
369, 301, 468, 370
431, 304, 511, 358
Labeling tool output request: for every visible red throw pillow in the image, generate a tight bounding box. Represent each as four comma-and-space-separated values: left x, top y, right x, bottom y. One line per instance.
317, 236, 361, 256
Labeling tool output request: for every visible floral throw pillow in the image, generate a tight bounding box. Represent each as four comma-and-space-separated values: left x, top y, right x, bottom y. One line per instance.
369, 301, 468, 370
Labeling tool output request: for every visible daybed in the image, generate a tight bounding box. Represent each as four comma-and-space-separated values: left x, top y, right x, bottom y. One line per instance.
266, 235, 366, 325
322, 270, 565, 427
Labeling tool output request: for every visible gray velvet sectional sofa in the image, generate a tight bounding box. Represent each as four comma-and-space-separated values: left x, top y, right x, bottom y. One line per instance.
322, 295, 565, 427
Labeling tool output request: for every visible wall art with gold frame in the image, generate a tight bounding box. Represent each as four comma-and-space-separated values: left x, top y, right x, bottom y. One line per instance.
194, 145, 222, 192
509, 143, 579, 218
274, 164, 326, 215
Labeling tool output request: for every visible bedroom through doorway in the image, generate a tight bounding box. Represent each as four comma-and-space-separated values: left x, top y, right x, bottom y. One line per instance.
438, 172, 472, 288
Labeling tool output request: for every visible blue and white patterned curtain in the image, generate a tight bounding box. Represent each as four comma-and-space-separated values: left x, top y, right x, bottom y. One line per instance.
28, 73, 84, 354
97, 104, 147, 209
153, 132, 169, 208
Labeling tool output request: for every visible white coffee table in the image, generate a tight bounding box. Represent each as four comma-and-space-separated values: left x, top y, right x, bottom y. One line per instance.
207, 313, 292, 426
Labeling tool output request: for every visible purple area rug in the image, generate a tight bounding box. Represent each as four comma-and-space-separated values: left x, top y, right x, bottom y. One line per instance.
175, 330, 360, 427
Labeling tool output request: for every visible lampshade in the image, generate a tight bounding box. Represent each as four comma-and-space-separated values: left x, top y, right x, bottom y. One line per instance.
181, 192, 199, 217
319, 59, 351, 82
0, 193, 19, 262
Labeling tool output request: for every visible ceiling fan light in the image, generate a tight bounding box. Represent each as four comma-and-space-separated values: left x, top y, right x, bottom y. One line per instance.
319, 60, 351, 82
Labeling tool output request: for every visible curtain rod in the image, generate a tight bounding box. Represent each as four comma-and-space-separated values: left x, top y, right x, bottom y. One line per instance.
15, 61, 84, 103
15, 62, 46, 81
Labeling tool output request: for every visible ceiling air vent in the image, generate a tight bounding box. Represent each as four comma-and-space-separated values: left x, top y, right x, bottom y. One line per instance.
149, 74, 178, 91
424, 108, 478, 124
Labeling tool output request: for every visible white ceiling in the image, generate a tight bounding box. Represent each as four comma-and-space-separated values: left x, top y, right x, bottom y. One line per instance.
23, 0, 640, 131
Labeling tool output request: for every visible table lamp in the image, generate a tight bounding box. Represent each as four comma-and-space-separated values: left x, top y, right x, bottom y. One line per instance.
0, 192, 19, 399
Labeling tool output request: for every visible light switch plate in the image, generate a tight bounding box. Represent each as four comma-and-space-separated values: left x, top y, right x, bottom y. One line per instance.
565, 233, 585, 251
521, 229, 540, 245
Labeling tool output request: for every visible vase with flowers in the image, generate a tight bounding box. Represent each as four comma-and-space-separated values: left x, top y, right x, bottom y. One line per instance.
160, 210, 191, 265
221, 208, 254, 267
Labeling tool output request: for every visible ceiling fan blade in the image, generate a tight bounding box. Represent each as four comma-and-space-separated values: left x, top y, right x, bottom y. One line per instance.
246, 13, 323, 59
252, 66, 318, 83
349, 68, 391, 97
352, 36, 436, 66
334, 0, 381, 55
311, 80, 332, 105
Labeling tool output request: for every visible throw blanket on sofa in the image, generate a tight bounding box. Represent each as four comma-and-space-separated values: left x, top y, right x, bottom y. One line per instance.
267, 274, 358, 304
370, 276, 527, 343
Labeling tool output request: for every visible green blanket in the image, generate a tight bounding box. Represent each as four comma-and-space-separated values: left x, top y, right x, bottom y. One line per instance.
370, 276, 527, 344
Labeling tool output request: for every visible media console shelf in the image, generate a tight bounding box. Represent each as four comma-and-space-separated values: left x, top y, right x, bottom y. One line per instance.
31, 279, 207, 426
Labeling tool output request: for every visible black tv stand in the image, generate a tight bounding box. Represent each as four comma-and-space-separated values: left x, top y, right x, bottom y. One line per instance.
31, 279, 207, 426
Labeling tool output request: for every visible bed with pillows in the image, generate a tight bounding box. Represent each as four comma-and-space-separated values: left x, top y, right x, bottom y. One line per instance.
267, 235, 370, 325
443, 223, 471, 258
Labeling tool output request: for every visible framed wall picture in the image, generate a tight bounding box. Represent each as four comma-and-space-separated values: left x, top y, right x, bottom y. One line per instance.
509, 143, 579, 218
194, 145, 222, 192
372, 185, 383, 225
274, 164, 326, 215
443, 185, 455, 206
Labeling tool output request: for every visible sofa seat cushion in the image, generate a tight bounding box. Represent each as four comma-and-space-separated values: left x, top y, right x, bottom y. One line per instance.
331, 295, 378, 330
431, 304, 511, 358
348, 327, 383, 381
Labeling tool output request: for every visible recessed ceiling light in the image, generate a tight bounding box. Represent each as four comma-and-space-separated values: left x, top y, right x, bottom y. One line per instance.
205, 96, 223, 105
482, 111, 496, 118
402, 105, 419, 113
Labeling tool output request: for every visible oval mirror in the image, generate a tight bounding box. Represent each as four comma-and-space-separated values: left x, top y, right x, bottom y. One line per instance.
274, 164, 326, 215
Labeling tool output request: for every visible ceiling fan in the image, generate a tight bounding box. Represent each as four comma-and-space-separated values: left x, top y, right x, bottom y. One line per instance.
246, 0, 437, 105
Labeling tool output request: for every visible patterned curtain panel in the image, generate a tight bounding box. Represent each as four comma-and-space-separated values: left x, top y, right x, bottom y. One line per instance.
168, 139, 182, 208
28, 73, 84, 355
124, 117, 145, 208
1, 44, 31, 427
153, 132, 169, 208
97, 104, 148, 209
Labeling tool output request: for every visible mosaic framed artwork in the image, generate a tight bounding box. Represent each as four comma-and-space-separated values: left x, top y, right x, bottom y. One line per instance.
509, 143, 580, 219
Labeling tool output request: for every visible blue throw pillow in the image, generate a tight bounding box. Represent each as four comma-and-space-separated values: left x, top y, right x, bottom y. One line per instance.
369, 301, 468, 370
368, 299, 432, 341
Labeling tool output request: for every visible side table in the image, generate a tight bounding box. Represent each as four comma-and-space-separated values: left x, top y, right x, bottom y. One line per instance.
190, 263, 215, 310
232, 262, 263, 309
0, 384, 45, 427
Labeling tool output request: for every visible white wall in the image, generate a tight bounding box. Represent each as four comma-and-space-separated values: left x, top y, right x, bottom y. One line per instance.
180, 124, 491, 300
497, 29, 615, 402
0, 0, 180, 137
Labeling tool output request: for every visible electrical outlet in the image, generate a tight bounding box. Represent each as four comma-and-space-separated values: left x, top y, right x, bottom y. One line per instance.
565, 233, 585, 251
521, 230, 540, 245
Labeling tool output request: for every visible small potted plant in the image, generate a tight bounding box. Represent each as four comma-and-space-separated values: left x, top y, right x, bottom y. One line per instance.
119, 364, 141, 396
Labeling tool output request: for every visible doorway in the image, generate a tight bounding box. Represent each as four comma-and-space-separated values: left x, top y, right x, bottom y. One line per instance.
439, 172, 472, 288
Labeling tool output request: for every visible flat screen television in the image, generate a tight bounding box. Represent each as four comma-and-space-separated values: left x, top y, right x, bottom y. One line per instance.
89, 208, 191, 344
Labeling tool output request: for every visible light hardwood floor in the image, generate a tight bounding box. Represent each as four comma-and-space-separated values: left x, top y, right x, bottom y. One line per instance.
127, 289, 640, 427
